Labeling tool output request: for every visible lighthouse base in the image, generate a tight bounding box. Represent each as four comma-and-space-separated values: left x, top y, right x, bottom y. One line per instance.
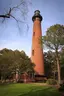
34, 75, 47, 82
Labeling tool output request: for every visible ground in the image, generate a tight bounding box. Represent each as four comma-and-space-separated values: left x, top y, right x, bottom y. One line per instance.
0, 83, 60, 96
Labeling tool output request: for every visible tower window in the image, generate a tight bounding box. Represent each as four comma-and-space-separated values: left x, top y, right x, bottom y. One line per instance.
32, 50, 34, 56
33, 32, 35, 36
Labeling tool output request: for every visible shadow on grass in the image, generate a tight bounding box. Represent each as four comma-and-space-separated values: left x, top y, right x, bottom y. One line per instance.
18, 87, 60, 96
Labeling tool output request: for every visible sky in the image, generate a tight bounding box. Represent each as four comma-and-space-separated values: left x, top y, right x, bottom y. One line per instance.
0, 0, 64, 56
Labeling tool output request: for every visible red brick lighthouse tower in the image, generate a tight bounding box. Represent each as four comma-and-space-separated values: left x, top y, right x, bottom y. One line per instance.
31, 10, 44, 78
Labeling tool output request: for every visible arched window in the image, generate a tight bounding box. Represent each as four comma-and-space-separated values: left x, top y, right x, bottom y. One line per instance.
33, 32, 35, 36
32, 50, 34, 56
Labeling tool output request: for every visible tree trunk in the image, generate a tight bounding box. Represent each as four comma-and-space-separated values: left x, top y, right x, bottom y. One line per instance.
56, 49, 61, 85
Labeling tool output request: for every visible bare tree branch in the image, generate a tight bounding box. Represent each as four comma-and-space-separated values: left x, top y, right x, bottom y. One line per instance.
0, 15, 10, 18
0, 0, 28, 19
0, 0, 31, 32
11, 0, 25, 11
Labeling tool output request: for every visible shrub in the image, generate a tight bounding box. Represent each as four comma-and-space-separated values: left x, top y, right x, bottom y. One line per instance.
59, 82, 64, 92
46, 79, 57, 85
59, 86, 64, 92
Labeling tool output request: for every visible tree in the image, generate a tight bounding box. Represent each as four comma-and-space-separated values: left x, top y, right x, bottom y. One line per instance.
0, 48, 15, 80
60, 48, 64, 80
42, 24, 64, 84
14, 50, 34, 74
44, 51, 57, 79
0, 48, 34, 81
44, 51, 54, 78
0, 0, 31, 31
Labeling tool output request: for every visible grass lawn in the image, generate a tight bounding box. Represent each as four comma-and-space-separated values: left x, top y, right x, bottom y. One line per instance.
0, 83, 60, 96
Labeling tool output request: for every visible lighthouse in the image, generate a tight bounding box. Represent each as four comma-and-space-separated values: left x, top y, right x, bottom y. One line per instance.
31, 10, 44, 78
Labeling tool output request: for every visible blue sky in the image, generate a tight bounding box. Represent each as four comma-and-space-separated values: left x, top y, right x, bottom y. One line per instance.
0, 0, 64, 56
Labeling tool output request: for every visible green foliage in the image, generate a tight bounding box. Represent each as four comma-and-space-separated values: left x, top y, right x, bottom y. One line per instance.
59, 48, 64, 79
46, 79, 57, 85
60, 48, 64, 65
0, 48, 34, 80
44, 50, 64, 80
59, 84, 64, 92
42, 24, 64, 50
42, 24, 64, 84
44, 51, 57, 78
